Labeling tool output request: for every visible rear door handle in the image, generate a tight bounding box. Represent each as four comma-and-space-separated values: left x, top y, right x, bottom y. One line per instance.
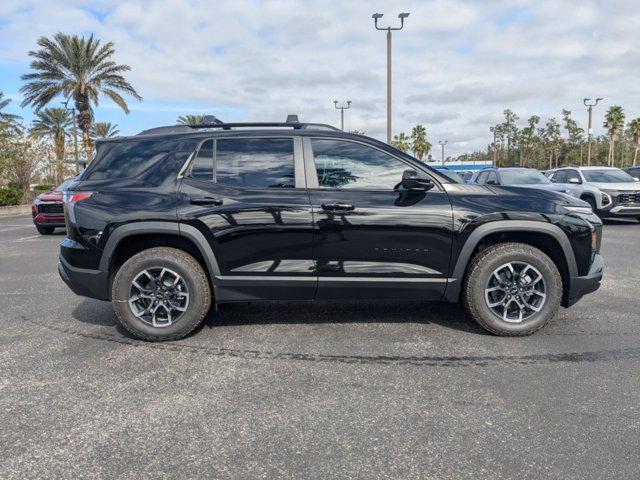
189, 196, 224, 206
321, 203, 354, 211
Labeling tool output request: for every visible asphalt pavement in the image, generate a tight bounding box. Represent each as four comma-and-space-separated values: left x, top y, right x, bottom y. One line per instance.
1, 214, 639, 479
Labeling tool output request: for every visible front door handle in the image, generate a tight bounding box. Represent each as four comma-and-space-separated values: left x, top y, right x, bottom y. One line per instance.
189, 196, 224, 206
321, 202, 355, 212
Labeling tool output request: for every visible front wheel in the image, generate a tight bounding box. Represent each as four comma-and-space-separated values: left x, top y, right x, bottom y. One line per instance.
462, 242, 562, 336
111, 247, 211, 341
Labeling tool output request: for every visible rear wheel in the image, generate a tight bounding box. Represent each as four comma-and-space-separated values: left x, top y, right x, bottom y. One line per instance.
111, 247, 211, 341
36, 225, 55, 235
462, 242, 562, 336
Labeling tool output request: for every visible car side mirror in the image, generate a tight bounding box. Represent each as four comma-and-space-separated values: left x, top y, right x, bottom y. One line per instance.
568, 178, 581, 184
634, 177, 640, 182
402, 169, 434, 191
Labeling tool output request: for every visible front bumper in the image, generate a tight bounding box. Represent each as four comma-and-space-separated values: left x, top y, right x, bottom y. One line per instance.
598, 205, 640, 218
58, 255, 109, 301
565, 254, 604, 307
33, 213, 66, 227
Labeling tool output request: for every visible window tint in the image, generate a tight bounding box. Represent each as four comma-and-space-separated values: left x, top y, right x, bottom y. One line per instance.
86, 139, 189, 180
215, 138, 295, 188
311, 139, 408, 190
553, 170, 567, 183
191, 140, 213, 180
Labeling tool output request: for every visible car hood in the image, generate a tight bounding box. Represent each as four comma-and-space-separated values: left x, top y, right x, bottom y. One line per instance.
36, 191, 63, 202
588, 182, 640, 192
487, 185, 589, 208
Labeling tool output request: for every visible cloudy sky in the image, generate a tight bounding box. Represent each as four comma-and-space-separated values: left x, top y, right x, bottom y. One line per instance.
1, 0, 638, 156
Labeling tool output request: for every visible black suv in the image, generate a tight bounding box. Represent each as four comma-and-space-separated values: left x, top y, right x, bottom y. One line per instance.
59, 119, 604, 340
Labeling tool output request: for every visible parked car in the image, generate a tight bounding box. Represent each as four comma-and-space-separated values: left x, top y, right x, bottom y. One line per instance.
434, 166, 465, 183
58, 118, 603, 340
624, 166, 640, 180
546, 166, 640, 220
470, 167, 578, 196
31, 178, 74, 234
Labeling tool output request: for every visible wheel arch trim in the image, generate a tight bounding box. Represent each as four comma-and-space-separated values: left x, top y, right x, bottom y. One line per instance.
99, 221, 221, 280
445, 220, 577, 302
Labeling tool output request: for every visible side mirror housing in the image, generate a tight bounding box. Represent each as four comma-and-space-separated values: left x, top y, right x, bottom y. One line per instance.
402, 169, 434, 191
568, 177, 581, 184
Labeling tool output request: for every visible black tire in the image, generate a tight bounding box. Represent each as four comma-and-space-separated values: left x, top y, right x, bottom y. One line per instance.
462, 242, 562, 336
111, 247, 211, 341
584, 197, 599, 216
36, 225, 55, 235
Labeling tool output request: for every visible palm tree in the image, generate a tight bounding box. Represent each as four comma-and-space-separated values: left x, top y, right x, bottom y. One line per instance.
91, 122, 120, 139
0, 91, 20, 131
410, 125, 431, 161
629, 118, 640, 167
392, 132, 411, 153
176, 115, 204, 125
29, 107, 72, 182
603, 106, 625, 166
20, 33, 141, 163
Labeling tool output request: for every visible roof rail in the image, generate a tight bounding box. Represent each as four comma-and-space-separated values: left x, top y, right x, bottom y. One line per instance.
137, 121, 340, 136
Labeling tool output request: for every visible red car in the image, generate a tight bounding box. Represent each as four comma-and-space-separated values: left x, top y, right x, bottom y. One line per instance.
31, 178, 73, 234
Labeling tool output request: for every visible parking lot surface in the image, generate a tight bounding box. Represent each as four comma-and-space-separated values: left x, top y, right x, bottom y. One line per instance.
1, 214, 639, 479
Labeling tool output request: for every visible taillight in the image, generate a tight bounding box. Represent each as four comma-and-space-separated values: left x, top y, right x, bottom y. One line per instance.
63, 191, 94, 204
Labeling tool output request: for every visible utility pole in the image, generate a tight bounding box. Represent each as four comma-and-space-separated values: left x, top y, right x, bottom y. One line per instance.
583, 97, 603, 166
333, 100, 352, 131
439, 140, 448, 166
372, 12, 409, 144
61, 99, 80, 174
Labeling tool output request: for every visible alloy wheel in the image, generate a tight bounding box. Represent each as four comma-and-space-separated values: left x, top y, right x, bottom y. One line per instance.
128, 267, 190, 328
484, 261, 547, 323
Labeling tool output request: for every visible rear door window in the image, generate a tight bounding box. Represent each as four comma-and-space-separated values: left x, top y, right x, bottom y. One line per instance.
215, 138, 295, 188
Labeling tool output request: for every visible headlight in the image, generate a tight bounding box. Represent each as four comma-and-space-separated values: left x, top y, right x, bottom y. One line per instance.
562, 205, 594, 215
601, 192, 612, 206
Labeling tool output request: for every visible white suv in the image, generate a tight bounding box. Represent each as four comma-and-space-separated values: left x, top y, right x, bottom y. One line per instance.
547, 166, 640, 220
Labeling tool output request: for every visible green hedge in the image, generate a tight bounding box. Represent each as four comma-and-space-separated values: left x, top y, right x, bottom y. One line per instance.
0, 187, 23, 206
33, 184, 53, 194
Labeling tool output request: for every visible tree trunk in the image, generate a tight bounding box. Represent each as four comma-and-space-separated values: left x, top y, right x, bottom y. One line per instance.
75, 95, 94, 163
634, 146, 638, 167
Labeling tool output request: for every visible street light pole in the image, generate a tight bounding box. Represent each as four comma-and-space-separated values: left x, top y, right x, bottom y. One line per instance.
372, 12, 409, 145
439, 140, 448, 166
333, 100, 352, 131
583, 97, 603, 166
61, 99, 80, 174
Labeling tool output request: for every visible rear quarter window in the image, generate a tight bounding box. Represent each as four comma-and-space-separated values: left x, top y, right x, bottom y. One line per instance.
84, 138, 194, 180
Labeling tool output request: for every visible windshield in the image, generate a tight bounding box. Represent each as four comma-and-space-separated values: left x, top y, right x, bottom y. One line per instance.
435, 169, 464, 184
54, 178, 73, 192
499, 170, 551, 185
582, 169, 636, 183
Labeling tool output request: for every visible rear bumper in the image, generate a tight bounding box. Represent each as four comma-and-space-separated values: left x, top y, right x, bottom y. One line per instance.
58, 255, 109, 301
565, 254, 604, 307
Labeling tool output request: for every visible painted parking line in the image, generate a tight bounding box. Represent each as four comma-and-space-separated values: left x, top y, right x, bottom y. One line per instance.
11, 235, 42, 242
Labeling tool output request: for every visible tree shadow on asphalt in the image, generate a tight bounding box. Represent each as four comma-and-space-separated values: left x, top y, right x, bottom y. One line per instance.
71, 298, 488, 339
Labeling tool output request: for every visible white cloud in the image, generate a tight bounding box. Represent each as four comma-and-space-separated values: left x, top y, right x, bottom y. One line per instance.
0, 0, 639, 156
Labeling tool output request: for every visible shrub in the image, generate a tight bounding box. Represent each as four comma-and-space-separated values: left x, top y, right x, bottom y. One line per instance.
0, 187, 23, 206
33, 184, 53, 194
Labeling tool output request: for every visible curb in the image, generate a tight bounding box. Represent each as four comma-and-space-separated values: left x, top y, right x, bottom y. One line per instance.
0, 204, 32, 217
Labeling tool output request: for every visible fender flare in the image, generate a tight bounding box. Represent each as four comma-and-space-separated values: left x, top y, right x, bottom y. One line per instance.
99, 221, 221, 281
444, 220, 577, 302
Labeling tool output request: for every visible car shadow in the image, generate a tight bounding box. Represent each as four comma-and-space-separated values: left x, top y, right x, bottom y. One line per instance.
71, 298, 487, 338
602, 218, 639, 225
